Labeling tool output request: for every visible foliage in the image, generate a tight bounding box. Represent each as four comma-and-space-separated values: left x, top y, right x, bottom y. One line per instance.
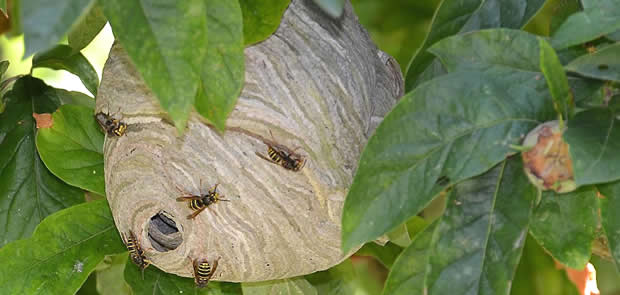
1, 0, 620, 294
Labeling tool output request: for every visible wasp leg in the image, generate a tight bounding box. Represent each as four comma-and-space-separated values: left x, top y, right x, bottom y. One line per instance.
188, 206, 208, 219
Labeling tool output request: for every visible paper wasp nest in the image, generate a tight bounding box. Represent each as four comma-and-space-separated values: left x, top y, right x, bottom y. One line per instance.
98, 0, 403, 282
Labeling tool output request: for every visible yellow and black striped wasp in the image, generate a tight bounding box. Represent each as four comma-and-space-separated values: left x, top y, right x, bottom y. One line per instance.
121, 231, 151, 278
256, 131, 306, 172
176, 183, 229, 219
192, 257, 220, 288
95, 111, 127, 137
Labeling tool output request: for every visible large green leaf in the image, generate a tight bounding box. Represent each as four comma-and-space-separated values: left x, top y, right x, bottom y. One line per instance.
306, 260, 357, 295
529, 188, 598, 269
312, 0, 344, 18
551, 0, 620, 50
68, 4, 107, 51
0, 76, 83, 247
404, 0, 546, 90
240, 0, 290, 46
425, 158, 535, 295
33, 45, 100, 96
599, 180, 620, 272
0, 199, 126, 294
242, 278, 318, 295
539, 37, 572, 120
194, 0, 244, 131
382, 222, 437, 295
565, 42, 620, 82
125, 261, 241, 295
430, 28, 596, 108
341, 69, 554, 253
511, 235, 580, 295
36, 104, 105, 195
21, 0, 94, 56
100, 0, 206, 132
564, 107, 620, 186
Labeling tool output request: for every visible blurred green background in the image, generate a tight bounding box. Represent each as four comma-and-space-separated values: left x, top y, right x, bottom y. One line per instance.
2, 0, 620, 294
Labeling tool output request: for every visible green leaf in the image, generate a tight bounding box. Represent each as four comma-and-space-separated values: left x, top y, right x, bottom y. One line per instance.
21, 0, 94, 56
511, 235, 580, 295
341, 70, 554, 253
240, 0, 290, 46
599, 180, 620, 272
0, 0, 5, 12
404, 0, 546, 91
382, 222, 437, 295
53, 88, 96, 109
538, 37, 573, 120
95, 254, 132, 295
0, 199, 126, 294
0, 60, 8, 80
0, 76, 83, 247
312, 0, 344, 18
551, 1, 620, 50
355, 242, 402, 269
100, 0, 206, 132
529, 188, 598, 269
425, 158, 535, 295
33, 45, 100, 96
36, 104, 105, 195
194, 0, 244, 131
242, 278, 318, 295
564, 108, 620, 186
548, 0, 582, 35
306, 260, 357, 295
125, 261, 241, 295
386, 223, 411, 248
565, 42, 620, 83
68, 4, 107, 51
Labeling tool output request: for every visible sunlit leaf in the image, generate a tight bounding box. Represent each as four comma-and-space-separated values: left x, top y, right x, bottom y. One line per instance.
341, 70, 554, 253
95, 254, 131, 295
565, 42, 620, 83
425, 158, 535, 295
355, 242, 402, 269
0, 199, 126, 294
240, 0, 290, 45
33, 45, 100, 96
36, 104, 105, 195
68, 4, 107, 51
0, 76, 83, 247
529, 188, 598, 269
21, 0, 94, 56
404, 0, 546, 90
564, 107, 620, 186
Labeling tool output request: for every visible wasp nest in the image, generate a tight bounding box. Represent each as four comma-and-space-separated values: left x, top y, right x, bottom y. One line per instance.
98, 0, 403, 282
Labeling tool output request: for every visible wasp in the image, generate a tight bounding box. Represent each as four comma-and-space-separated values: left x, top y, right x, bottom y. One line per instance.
176, 183, 229, 219
256, 131, 306, 172
192, 257, 220, 288
121, 231, 151, 278
95, 111, 127, 137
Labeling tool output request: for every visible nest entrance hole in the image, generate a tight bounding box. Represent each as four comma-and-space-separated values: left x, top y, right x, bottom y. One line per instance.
148, 211, 182, 252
